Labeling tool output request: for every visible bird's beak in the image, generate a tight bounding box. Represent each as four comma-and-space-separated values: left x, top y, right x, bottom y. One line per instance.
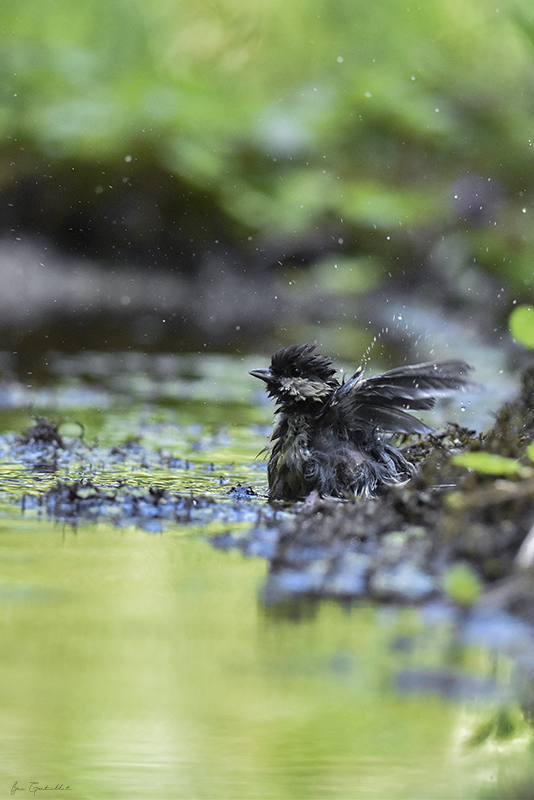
249, 367, 273, 383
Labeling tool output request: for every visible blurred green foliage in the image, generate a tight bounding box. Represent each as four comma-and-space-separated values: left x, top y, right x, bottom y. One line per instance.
442, 561, 483, 607
2, 0, 534, 290
452, 451, 532, 478
509, 304, 534, 347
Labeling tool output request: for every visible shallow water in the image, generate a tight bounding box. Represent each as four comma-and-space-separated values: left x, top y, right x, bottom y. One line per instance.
0, 351, 531, 799
1, 524, 528, 800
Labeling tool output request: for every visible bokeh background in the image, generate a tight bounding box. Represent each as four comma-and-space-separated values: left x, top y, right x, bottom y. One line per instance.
3, 6, 534, 798
1, 0, 534, 374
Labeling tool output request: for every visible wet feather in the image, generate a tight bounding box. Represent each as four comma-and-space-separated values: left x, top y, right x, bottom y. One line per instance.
250, 344, 475, 501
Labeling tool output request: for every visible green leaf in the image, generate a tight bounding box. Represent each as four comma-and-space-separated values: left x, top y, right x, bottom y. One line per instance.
509, 305, 534, 349
452, 451, 531, 477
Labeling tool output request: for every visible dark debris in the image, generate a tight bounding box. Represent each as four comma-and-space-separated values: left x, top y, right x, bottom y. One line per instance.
23, 479, 265, 530
227, 483, 259, 500
19, 416, 64, 447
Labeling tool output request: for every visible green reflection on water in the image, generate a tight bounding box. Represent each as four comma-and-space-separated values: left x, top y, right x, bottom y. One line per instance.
0, 353, 530, 798
0, 398, 270, 503
0, 521, 525, 799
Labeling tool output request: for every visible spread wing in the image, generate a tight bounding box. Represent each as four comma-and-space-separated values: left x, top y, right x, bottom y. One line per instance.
327, 359, 473, 436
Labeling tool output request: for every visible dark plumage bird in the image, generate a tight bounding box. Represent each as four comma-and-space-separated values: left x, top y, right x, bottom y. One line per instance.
250, 343, 474, 501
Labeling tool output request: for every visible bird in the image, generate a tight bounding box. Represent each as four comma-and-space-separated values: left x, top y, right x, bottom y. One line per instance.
250, 343, 474, 501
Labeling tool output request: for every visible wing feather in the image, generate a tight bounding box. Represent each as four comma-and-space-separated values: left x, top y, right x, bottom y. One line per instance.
329, 359, 473, 435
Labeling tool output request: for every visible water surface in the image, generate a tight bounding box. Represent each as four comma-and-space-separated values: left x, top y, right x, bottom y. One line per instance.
0, 351, 530, 799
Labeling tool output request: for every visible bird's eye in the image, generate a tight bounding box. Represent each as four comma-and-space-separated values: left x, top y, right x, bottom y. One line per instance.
290, 366, 301, 377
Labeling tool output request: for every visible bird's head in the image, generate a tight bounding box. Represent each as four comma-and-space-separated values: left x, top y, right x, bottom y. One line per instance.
250, 344, 338, 410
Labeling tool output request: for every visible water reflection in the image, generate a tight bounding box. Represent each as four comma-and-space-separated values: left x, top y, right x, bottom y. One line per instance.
0, 520, 533, 798
0, 352, 532, 798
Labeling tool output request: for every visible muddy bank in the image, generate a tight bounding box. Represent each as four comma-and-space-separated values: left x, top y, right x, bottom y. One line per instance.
215, 369, 534, 618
